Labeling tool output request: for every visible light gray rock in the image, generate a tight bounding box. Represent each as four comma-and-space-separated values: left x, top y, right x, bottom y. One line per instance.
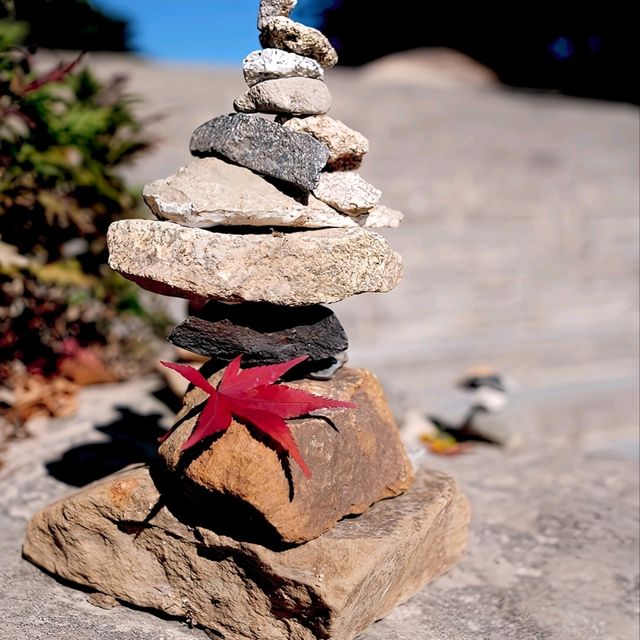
314, 171, 382, 215
234, 77, 331, 116
282, 115, 369, 170
142, 157, 389, 229
107, 219, 403, 305
23, 464, 469, 640
260, 17, 338, 69
243, 49, 323, 86
190, 113, 329, 193
308, 351, 349, 380
258, 0, 296, 30
361, 204, 404, 227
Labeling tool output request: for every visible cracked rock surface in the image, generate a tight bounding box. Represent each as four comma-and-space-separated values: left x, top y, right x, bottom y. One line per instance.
23, 463, 467, 640
107, 220, 403, 306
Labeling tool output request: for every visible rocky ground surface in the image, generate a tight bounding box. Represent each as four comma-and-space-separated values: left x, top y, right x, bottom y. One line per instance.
1, 54, 638, 639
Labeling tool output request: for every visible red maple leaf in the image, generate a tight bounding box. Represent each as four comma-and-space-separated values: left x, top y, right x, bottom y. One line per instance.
159, 355, 355, 478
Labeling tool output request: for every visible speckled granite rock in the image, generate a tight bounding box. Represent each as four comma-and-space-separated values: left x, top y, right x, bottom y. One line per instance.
168, 301, 348, 366
282, 115, 369, 170
23, 463, 468, 640
234, 77, 331, 116
190, 113, 329, 192
257, 0, 296, 30
260, 17, 338, 69
314, 171, 382, 215
107, 220, 403, 305
158, 367, 415, 543
243, 49, 323, 87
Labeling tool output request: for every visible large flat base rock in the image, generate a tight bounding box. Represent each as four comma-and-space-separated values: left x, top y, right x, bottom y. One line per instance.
23, 465, 469, 640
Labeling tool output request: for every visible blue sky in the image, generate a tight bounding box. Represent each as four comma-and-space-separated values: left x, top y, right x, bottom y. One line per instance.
91, 0, 329, 64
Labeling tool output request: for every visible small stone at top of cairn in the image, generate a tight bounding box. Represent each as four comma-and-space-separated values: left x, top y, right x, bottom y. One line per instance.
23, 4, 470, 639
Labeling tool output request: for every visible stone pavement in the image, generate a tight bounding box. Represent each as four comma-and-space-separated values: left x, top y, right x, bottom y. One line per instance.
2, 55, 638, 639
1, 377, 637, 640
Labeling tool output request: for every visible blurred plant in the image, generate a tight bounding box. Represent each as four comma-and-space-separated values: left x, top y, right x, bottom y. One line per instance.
0, 18, 169, 441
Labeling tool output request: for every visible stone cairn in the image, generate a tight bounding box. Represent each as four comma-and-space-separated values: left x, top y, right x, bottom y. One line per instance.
23, 3, 470, 639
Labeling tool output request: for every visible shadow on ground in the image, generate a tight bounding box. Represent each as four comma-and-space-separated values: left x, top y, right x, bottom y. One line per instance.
45, 408, 166, 487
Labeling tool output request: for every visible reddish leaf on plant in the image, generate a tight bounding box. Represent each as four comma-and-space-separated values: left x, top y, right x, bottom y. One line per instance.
159, 355, 356, 478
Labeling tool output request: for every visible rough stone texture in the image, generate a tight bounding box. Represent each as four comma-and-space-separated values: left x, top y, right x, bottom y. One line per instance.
258, 0, 296, 30
190, 113, 329, 192
158, 367, 415, 543
2, 367, 637, 640
282, 115, 369, 170
234, 77, 331, 116
361, 204, 403, 227
260, 17, 338, 69
314, 171, 382, 215
243, 49, 323, 87
143, 157, 388, 229
1, 57, 638, 640
23, 464, 467, 640
107, 220, 403, 305
168, 301, 348, 365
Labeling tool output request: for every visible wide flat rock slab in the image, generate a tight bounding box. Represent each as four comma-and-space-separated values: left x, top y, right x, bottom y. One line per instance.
107, 220, 403, 306
158, 367, 414, 543
190, 113, 329, 193
169, 301, 348, 366
23, 464, 469, 640
143, 157, 396, 229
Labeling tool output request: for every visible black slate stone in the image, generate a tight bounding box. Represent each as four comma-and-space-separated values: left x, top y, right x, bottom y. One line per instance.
189, 113, 329, 193
169, 302, 348, 367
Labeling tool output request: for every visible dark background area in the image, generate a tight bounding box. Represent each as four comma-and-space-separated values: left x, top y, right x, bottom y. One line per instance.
3, 0, 128, 51
3, 0, 638, 103
317, 1, 638, 103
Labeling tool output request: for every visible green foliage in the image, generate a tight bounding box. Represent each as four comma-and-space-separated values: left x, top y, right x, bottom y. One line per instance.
0, 19, 168, 385
0, 22, 149, 269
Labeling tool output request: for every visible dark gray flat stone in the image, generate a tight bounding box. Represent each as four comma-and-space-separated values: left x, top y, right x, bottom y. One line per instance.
189, 113, 329, 192
168, 302, 348, 366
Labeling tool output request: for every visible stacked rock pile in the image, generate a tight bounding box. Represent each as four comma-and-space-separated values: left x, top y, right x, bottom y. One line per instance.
23, 3, 470, 639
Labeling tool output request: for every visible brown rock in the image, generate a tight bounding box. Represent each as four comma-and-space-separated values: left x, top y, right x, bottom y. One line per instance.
107, 220, 403, 306
23, 464, 470, 640
260, 17, 338, 69
158, 366, 414, 543
281, 115, 370, 170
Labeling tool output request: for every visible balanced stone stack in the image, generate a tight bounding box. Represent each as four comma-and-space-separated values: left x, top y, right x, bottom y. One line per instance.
23, 3, 470, 639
